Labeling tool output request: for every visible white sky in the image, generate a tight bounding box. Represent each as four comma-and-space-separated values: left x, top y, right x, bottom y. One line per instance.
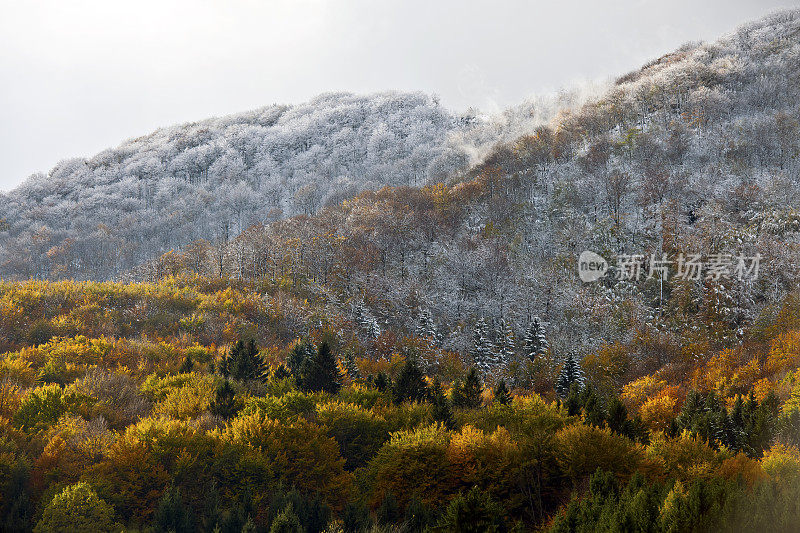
1, 0, 798, 191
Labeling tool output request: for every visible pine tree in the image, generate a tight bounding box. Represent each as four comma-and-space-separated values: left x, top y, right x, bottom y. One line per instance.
452, 367, 483, 409
523, 316, 548, 362
299, 341, 342, 394
416, 308, 442, 347
377, 492, 401, 526
179, 354, 194, 374
495, 319, 516, 368
472, 318, 495, 374
374, 371, 390, 392
269, 504, 303, 533
392, 358, 428, 404
210, 379, 239, 419
343, 351, 361, 380
223, 339, 267, 382
154, 485, 194, 533
493, 379, 511, 405
556, 352, 585, 398
431, 377, 455, 429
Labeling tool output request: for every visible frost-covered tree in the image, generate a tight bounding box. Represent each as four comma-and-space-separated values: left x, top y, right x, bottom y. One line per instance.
355, 304, 382, 340
556, 352, 586, 398
472, 318, 496, 374
494, 319, 517, 369
522, 317, 548, 362
0, 92, 478, 280
343, 351, 361, 380
416, 308, 441, 347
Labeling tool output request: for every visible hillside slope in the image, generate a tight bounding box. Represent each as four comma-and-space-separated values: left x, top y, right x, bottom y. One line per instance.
145, 10, 800, 367
0, 92, 480, 279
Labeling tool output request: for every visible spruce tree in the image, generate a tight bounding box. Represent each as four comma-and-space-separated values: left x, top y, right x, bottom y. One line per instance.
564, 383, 583, 416
269, 504, 303, 533
392, 358, 428, 404
403, 497, 433, 532
154, 485, 194, 533
210, 379, 239, 419
493, 379, 511, 405
431, 377, 455, 429
377, 492, 401, 526
241, 517, 258, 533
179, 353, 194, 374
356, 304, 381, 339
272, 363, 291, 381
374, 371, 390, 392
523, 316, 548, 361
287, 340, 314, 377
221, 488, 254, 533
299, 341, 342, 394
582, 386, 605, 427
343, 501, 372, 533
472, 318, 495, 374
416, 308, 442, 347
224, 339, 267, 382
556, 352, 585, 398
201, 481, 221, 532
343, 351, 361, 380
495, 319, 517, 369
607, 396, 630, 435
434, 487, 506, 532
1, 463, 31, 532
367, 317, 382, 339
452, 367, 483, 408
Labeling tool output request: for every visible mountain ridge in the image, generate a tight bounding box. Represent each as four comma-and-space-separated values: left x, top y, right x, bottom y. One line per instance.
132, 9, 800, 363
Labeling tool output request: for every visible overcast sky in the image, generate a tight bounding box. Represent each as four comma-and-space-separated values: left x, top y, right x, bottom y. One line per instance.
1, 0, 799, 191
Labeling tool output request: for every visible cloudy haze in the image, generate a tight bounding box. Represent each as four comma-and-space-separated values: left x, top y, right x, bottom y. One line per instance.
1, 0, 798, 191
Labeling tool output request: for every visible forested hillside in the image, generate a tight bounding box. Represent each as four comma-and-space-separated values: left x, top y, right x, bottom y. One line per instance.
143, 10, 800, 361
0, 86, 594, 282
0, 89, 595, 282
1, 8, 800, 533
0, 93, 477, 279
0, 272, 799, 531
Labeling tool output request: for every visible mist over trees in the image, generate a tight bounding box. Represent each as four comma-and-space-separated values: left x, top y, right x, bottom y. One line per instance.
132, 10, 800, 364
0, 75, 606, 281
0, 92, 484, 279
